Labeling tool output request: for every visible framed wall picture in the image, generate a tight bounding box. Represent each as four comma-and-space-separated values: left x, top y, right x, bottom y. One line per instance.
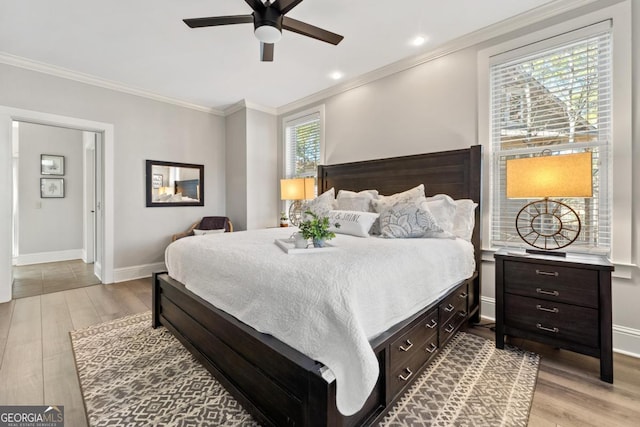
41, 154, 65, 175
41, 178, 65, 198
152, 173, 163, 189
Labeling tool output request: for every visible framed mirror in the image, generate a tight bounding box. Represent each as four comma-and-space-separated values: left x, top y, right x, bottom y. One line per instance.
146, 160, 204, 207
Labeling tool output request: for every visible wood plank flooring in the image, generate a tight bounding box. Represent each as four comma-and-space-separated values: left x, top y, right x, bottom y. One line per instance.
0, 279, 151, 427
0, 279, 638, 427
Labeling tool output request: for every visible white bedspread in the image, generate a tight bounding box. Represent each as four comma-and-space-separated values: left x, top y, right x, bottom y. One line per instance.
165, 228, 475, 416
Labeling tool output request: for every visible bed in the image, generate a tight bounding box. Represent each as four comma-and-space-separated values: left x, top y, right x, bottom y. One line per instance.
152, 145, 482, 426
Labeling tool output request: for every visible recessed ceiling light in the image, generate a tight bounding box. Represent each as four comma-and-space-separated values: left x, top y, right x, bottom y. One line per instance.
330, 71, 343, 80
411, 36, 426, 46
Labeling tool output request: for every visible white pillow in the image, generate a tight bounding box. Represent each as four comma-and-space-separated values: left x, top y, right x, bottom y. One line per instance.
336, 189, 379, 212
370, 184, 426, 234
193, 228, 225, 235
422, 194, 457, 234
452, 199, 478, 241
378, 202, 442, 238
327, 210, 379, 237
302, 188, 336, 221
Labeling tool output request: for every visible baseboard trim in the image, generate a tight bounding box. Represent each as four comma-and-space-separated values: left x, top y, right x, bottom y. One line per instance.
480, 297, 640, 358
16, 249, 84, 265
112, 262, 166, 283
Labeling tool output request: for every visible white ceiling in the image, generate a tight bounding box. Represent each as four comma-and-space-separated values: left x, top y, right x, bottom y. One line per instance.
0, 0, 562, 112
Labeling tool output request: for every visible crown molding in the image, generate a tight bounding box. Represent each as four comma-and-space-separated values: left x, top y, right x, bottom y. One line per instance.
0, 52, 225, 116
276, 0, 600, 116
224, 99, 278, 117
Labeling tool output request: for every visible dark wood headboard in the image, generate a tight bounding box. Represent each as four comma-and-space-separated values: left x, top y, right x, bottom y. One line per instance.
317, 145, 482, 321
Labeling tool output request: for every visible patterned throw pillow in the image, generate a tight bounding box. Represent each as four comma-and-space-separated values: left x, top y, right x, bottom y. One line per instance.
371, 184, 426, 235
379, 202, 443, 238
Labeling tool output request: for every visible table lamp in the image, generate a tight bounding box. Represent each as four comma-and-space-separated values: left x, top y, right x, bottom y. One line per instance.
280, 177, 315, 226
506, 151, 592, 256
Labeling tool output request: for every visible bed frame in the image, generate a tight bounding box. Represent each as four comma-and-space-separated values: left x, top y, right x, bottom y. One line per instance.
153, 145, 482, 426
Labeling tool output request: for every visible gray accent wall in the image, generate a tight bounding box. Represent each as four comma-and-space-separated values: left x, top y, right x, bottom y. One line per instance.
18, 123, 83, 254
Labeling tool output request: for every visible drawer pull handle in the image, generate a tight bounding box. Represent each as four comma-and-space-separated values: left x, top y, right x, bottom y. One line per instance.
399, 340, 414, 352
536, 304, 559, 313
536, 323, 559, 333
398, 368, 413, 381
445, 324, 455, 333
536, 269, 559, 277
458, 310, 468, 318
425, 343, 437, 353
536, 288, 559, 297
444, 304, 455, 312
425, 319, 438, 329
459, 292, 468, 298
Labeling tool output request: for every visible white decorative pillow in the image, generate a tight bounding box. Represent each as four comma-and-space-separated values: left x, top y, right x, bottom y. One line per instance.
302, 188, 336, 221
422, 194, 457, 234
371, 184, 426, 234
452, 199, 478, 241
193, 228, 225, 235
336, 189, 379, 212
378, 202, 443, 238
327, 210, 379, 237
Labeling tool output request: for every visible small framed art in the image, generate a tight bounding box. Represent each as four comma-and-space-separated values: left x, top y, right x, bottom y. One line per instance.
41, 154, 65, 175
41, 178, 65, 198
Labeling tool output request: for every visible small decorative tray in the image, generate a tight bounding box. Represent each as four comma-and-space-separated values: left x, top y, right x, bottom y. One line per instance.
274, 239, 337, 254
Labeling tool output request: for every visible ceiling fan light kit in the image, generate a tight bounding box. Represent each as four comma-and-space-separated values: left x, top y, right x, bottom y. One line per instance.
183, 0, 343, 62
255, 25, 282, 43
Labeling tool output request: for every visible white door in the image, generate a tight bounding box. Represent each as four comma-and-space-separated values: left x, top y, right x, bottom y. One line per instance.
94, 132, 104, 280
83, 132, 96, 264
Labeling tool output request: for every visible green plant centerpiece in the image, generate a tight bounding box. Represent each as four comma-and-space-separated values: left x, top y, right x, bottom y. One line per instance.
298, 210, 340, 248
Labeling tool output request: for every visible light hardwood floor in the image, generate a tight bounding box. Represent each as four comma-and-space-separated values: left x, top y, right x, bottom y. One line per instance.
0, 279, 638, 426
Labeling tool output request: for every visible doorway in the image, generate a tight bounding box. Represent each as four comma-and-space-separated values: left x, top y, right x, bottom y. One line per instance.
0, 106, 115, 303
11, 121, 103, 298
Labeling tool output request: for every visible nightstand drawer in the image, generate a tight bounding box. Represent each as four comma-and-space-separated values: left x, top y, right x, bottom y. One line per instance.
504, 294, 599, 347
504, 260, 598, 308
390, 309, 438, 373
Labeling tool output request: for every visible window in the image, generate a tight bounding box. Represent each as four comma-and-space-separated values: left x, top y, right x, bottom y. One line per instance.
284, 109, 322, 183
490, 24, 612, 254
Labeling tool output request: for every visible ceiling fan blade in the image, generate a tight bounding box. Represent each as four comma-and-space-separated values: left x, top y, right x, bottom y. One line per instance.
282, 17, 343, 45
244, 0, 266, 12
273, 0, 304, 15
183, 15, 253, 28
261, 42, 274, 62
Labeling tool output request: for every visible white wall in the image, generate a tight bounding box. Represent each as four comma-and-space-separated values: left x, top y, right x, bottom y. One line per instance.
280, 0, 640, 355
225, 108, 248, 230
225, 106, 278, 231
17, 122, 83, 256
324, 52, 477, 165
246, 108, 278, 229
0, 62, 226, 295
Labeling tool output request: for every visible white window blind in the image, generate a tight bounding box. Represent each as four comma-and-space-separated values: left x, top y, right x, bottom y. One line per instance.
284, 111, 321, 181
490, 26, 612, 253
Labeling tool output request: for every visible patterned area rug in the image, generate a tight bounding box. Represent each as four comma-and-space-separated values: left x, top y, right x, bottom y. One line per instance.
70, 312, 539, 426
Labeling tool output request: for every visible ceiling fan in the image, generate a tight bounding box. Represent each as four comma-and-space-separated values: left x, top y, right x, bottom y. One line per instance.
183, 0, 344, 62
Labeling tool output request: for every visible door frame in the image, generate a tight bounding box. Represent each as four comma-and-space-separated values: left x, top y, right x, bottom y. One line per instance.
0, 106, 115, 302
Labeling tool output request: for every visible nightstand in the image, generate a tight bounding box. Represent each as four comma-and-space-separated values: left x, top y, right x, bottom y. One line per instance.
494, 248, 614, 383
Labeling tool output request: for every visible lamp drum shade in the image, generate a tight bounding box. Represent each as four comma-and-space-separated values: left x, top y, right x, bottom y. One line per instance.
506, 152, 593, 199
280, 178, 315, 201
